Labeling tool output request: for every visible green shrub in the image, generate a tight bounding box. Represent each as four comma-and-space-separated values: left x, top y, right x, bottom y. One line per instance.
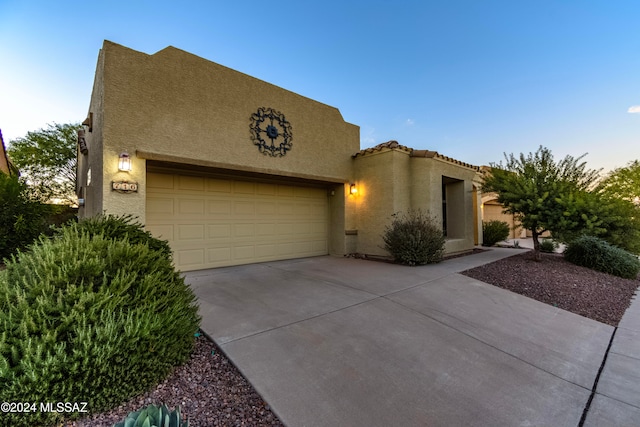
44, 204, 77, 231
383, 210, 445, 265
0, 173, 49, 261
0, 222, 200, 426
539, 238, 559, 253
482, 220, 510, 247
564, 235, 640, 279
61, 214, 172, 258
113, 403, 188, 427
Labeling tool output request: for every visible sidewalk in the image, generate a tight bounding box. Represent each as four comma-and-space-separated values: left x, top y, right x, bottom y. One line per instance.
584, 289, 640, 425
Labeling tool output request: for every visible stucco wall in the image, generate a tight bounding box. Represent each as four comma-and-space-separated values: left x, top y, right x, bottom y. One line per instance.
80, 41, 482, 262
352, 149, 414, 255
78, 49, 105, 218
102, 41, 358, 182
353, 147, 478, 257
82, 40, 359, 236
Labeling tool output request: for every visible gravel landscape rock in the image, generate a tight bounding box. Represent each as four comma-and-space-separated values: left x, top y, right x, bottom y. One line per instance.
64, 335, 284, 427
462, 250, 640, 326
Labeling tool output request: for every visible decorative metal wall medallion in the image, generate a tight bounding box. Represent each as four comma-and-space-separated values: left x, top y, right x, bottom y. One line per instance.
250, 107, 293, 157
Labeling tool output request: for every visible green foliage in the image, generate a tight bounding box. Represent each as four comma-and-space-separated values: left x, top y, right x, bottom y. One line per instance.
0, 173, 50, 261
582, 194, 640, 254
113, 404, 188, 427
64, 214, 172, 259
564, 235, 640, 279
482, 146, 601, 259
551, 190, 640, 255
482, 220, 510, 247
7, 122, 80, 203
539, 238, 559, 253
597, 160, 640, 203
383, 210, 445, 265
0, 220, 200, 426
45, 204, 78, 231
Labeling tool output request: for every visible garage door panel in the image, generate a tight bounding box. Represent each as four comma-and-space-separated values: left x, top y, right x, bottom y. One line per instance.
312, 240, 327, 252
147, 172, 174, 189
147, 224, 174, 241
147, 198, 174, 215
278, 203, 294, 215
277, 185, 294, 197
257, 223, 276, 236
234, 181, 255, 194
178, 175, 205, 191
179, 199, 205, 215
292, 223, 311, 234
277, 223, 295, 235
208, 224, 231, 238
234, 245, 255, 259
234, 223, 255, 237
208, 247, 231, 263
257, 201, 276, 215
312, 222, 327, 234
146, 172, 329, 270
178, 249, 205, 267
208, 200, 231, 215
234, 201, 255, 215
177, 224, 205, 240
207, 179, 232, 193
257, 183, 277, 195
294, 204, 311, 215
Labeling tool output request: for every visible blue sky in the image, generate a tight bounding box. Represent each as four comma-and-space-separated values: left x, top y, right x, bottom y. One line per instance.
1, 0, 638, 172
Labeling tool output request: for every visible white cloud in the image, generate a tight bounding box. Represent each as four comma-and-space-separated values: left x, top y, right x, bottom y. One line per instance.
405, 119, 415, 126
628, 105, 640, 113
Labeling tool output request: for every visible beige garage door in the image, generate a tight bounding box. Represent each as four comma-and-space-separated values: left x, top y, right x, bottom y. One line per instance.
146, 171, 329, 271
483, 202, 517, 238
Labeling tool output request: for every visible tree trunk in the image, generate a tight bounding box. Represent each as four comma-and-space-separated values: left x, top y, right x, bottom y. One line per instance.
532, 232, 542, 261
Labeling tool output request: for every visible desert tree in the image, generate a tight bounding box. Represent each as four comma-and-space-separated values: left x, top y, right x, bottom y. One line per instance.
482, 146, 600, 260
596, 160, 640, 204
7, 122, 80, 204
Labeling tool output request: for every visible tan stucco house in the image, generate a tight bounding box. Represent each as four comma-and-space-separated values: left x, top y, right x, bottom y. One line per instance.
78, 41, 482, 271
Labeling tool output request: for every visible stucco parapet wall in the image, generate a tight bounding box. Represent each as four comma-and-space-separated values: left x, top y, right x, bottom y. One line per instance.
99, 41, 359, 184
353, 140, 479, 171
137, 150, 348, 184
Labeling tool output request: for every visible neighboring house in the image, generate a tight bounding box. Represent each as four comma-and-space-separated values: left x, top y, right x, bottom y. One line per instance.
479, 167, 546, 239
0, 129, 16, 176
481, 192, 525, 239
78, 41, 482, 271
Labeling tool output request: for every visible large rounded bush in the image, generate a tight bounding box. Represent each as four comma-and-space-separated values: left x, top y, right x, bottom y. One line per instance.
564, 235, 640, 279
0, 220, 200, 426
482, 220, 510, 247
60, 213, 171, 258
383, 210, 445, 265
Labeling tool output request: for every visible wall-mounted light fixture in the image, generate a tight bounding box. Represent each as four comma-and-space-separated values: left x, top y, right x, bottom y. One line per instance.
118, 152, 132, 172
350, 183, 358, 195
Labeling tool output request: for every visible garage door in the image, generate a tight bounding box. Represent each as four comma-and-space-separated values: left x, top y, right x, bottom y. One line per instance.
483, 202, 517, 238
145, 171, 329, 271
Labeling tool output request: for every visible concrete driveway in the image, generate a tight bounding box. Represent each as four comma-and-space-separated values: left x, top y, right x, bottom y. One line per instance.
184, 250, 616, 426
